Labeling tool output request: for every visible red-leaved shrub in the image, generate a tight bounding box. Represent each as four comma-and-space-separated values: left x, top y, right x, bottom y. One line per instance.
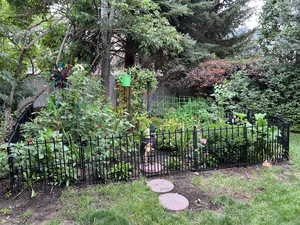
179, 59, 242, 96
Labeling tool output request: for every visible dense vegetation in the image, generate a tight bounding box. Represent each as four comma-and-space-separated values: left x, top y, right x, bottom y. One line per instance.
0, 0, 299, 183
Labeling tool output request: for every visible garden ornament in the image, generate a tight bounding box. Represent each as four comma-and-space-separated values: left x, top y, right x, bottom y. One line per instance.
144, 142, 154, 164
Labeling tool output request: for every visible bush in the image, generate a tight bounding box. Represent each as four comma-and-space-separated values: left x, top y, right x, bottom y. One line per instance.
0, 150, 9, 178
9, 133, 78, 186
22, 67, 132, 141
199, 113, 282, 166
214, 63, 300, 126
178, 59, 242, 96
8, 67, 134, 185
162, 98, 211, 127
109, 162, 133, 181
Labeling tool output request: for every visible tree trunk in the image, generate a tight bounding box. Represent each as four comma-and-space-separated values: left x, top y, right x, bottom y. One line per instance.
101, 0, 113, 99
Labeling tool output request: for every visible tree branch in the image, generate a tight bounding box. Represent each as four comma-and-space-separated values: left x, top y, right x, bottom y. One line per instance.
56, 24, 71, 65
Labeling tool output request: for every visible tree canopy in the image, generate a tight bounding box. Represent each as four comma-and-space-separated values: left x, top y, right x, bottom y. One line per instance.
259, 0, 300, 63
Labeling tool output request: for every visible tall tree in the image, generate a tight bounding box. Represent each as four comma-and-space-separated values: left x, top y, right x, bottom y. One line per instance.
259, 0, 300, 63
0, 0, 67, 139
65, 0, 187, 97
154, 0, 253, 58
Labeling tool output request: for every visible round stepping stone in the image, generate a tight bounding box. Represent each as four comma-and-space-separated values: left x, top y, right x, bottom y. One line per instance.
159, 193, 189, 211
147, 179, 174, 193
140, 163, 163, 173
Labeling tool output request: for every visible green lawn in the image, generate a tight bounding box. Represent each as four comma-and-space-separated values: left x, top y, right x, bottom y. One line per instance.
45, 133, 300, 225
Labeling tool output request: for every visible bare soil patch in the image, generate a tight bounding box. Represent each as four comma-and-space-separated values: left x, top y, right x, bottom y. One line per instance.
167, 173, 220, 211
0, 186, 63, 225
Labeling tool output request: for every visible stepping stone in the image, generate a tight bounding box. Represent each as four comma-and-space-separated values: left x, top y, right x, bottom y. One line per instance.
159, 193, 189, 211
147, 179, 174, 193
140, 163, 163, 173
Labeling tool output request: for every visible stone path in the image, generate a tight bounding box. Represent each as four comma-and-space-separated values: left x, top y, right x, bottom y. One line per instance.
147, 179, 174, 193
147, 178, 189, 211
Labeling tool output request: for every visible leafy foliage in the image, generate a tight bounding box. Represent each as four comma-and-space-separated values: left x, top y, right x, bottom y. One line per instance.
179, 59, 242, 96
109, 162, 133, 181
117, 66, 158, 121
155, 0, 253, 58
22, 68, 132, 141
214, 62, 300, 126
197, 113, 282, 168
259, 0, 300, 62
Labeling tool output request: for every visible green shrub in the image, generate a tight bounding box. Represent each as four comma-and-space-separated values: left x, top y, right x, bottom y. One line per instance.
9, 130, 79, 186
109, 162, 133, 181
155, 127, 193, 152
214, 63, 300, 126
199, 113, 283, 166
0, 150, 9, 178
159, 98, 223, 128
9, 68, 134, 186
22, 67, 132, 141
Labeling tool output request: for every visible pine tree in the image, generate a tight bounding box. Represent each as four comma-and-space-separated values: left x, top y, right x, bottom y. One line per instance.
154, 0, 253, 58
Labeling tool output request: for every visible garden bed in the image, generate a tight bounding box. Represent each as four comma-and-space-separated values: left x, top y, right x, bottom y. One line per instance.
6, 120, 289, 193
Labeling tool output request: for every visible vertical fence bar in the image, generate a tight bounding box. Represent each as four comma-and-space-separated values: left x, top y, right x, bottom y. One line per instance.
266, 124, 269, 162
146, 82, 150, 114
192, 126, 197, 170
243, 124, 248, 165
52, 139, 58, 184
111, 135, 114, 181
62, 137, 67, 183
105, 136, 109, 181
125, 134, 130, 180
284, 122, 290, 161
256, 123, 259, 163
79, 137, 85, 183
44, 140, 49, 186
219, 126, 223, 168
180, 128, 184, 171
139, 131, 144, 176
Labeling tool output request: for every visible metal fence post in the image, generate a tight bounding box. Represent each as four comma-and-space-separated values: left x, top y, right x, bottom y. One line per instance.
192, 126, 198, 170
193, 126, 198, 150
283, 122, 290, 161
146, 81, 150, 114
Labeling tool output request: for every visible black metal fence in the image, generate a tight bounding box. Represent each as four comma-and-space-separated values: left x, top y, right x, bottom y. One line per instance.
7, 121, 289, 192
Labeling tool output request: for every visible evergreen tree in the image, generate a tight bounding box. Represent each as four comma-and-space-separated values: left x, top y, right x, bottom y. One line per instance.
63, 0, 187, 97
154, 0, 253, 58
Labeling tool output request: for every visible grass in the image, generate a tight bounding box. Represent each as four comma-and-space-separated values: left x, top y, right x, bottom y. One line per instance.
45, 219, 61, 225
53, 133, 300, 225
